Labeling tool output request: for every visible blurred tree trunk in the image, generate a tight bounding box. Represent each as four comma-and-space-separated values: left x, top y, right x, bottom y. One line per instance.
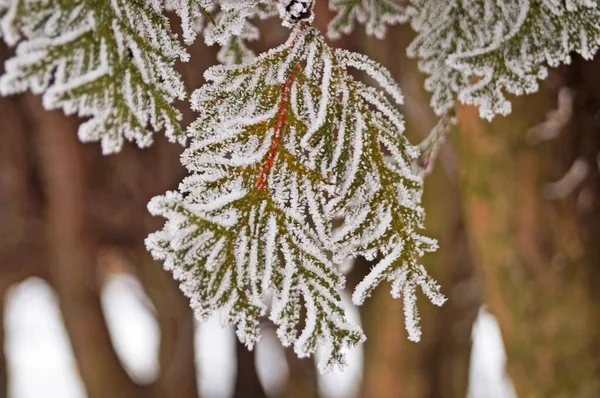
0, 45, 47, 398
0, 291, 6, 398
0, 46, 48, 288
89, 114, 199, 397
28, 97, 147, 398
456, 56, 600, 397
134, 250, 199, 398
280, 354, 320, 398
234, 340, 266, 398
419, 167, 481, 398
19, 98, 201, 398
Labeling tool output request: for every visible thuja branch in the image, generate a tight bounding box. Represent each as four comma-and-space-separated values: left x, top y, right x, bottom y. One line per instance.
147, 23, 443, 372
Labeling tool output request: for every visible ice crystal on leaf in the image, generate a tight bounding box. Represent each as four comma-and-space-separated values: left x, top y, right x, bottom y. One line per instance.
448, 0, 600, 120
0, 0, 189, 153
204, 0, 278, 65
147, 23, 444, 372
328, 0, 600, 120
326, 48, 445, 341
408, 0, 600, 119
165, 0, 213, 45
406, 0, 520, 116
328, 0, 410, 39
205, 0, 257, 46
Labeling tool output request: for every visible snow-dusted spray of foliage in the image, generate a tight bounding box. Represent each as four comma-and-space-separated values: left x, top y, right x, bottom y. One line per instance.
328, 0, 409, 39
0, 0, 599, 373
146, 20, 444, 371
329, 0, 600, 120
0, 0, 195, 153
205, 0, 278, 64
448, 0, 600, 119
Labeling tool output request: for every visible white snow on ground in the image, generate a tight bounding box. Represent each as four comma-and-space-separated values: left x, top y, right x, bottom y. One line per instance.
4, 277, 515, 398
468, 307, 517, 398
5, 278, 86, 398
196, 316, 236, 398
101, 274, 160, 383
255, 327, 289, 397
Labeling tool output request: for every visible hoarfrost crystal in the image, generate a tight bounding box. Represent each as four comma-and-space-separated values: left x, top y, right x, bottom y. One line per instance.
206, 0, 278, 65
0, 0, 190, 153
165, 0, 213, 45
328, 0, 600, 120
408, 0, 600, 119
328, 0, 410, 39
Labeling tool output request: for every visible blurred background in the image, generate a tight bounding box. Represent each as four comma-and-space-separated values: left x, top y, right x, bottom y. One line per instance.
0, 3, 599, 398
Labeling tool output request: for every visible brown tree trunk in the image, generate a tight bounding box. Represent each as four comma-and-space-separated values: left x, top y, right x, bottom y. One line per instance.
134, 250, 199, 398
456, 58, 600, 397
0, 46, 48, 286
280, 354, 320, 398
234, 341, 266, 398
0, 290, 7, 398
28, 97, 146, 398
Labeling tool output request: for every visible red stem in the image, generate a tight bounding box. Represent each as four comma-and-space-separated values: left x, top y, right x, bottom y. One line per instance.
257, 63, 301, 190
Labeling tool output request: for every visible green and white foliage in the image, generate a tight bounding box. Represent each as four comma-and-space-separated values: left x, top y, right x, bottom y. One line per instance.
207, 0, 278, 65
204, 0, 257, 46
217, 27, 258, 65
147, 24, 444, 371
448, 0, 600, 119
328, 0, 409, 39
407, 0, 520, 116
324, 49, 445, 341
165, 0, 213, 45
327, 0, 600, 120
0, 0, 22, 45
0, 0, 189, 153
408, 0, 600, 119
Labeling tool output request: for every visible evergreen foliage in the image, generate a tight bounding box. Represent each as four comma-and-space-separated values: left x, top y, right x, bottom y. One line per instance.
328, 0, 409, 39
331, 0, 600, 119
146, 23, 443, 370
448, 0, 600, 119
0, 0, 598, 373
406, 0, 517, 116
0, 0, 189, 153
409, 0, 600, 119
205, 0, 278, 65
165, 0, 213, 45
